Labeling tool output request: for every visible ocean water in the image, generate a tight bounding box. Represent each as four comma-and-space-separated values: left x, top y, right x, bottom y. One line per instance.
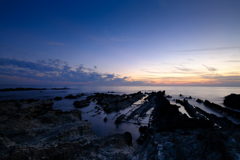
1, 85, 240, 148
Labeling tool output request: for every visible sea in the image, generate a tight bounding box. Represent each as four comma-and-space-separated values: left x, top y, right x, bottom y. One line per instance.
1, 85, 240, 148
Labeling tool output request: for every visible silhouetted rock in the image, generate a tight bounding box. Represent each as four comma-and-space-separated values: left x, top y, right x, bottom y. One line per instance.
204, 100, 240, 118
51, 87, 69, 90
196, 98, 203, 103
65, 94, 82, 99
115, 114, 125, 124
166, 95, 172, 98
124, 132, 132, 146
73, 100, 90, 108
139, 126, 148, 134
54, 96, 62, 100
104, 117, 107, 122
224, 94, 240, 109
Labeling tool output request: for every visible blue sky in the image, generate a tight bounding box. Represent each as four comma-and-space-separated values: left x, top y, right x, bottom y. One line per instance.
0, 0, 240, 86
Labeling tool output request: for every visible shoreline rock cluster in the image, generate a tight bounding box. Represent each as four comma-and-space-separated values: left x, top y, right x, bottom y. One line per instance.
1, 91, 240, 159
0, 99, 134, 160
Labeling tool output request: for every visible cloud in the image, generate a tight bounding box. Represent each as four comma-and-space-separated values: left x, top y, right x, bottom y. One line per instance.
94, 66, 97, 69
48, 42, 65, 46
202, 64, 217, 72
225, 60, 240, 63
175, 67, 190, 72
173, 46, 240, 52
0, 58, 146, 85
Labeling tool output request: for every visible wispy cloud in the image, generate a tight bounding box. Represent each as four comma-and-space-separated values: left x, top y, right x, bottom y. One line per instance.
225, 60, 240, 63
173, 46, 240, 52
48, 42, 65, 46
202, 64, 217, 72
0, 58, 146, 85
175, 67, 190, 72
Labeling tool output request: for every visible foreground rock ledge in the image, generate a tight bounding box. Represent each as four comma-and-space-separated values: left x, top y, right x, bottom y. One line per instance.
0, 99, 134, 160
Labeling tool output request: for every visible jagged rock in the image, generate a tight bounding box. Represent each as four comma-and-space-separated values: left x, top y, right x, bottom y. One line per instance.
224, 94, 240, 109
73, 100, 90, 108
124, 132, 132, 146
115, 114, 125, 124
0, 100, 134, 160
65, 94, 81, 99
54, 96, 62, 100
130, 129, 240, 160
152, 91, 214, 131
166, 95, 172, 98
204, 100, 240, 118
139, 126, 148, 134
196, 98, 203, 103
195, 107, 239, 129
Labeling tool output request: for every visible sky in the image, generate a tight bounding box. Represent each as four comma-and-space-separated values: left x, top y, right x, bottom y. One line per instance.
0, 0, 240, 86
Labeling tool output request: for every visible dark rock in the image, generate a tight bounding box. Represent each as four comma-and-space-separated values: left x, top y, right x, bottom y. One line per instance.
188, 96, 192, 99
51, 87, 69, 90
204, 100, 240, 118
179, 94, 183, 96
65, 94, 81, 99
166, 95, 172, 98
130, 129, 240, 160
195, 107, 239, 129
139, 126, 148, 134
224, 94, 240, 109
54, 96, 62, 100
152, 91, 214, 130
196, 98, 203, 103
115, 114, 125, 124
73, 100, 90, 108
104, 117, 107, 122
124, 132, 132, 146
0, 100, 134, 159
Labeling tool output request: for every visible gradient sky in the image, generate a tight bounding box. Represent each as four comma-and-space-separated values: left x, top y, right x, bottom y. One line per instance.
0, 0, 240, 86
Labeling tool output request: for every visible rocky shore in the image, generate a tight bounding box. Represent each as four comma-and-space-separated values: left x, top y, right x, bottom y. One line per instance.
1, 91, 240, 159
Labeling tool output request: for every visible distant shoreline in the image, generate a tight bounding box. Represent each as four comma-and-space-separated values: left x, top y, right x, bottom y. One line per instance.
0, 87, 69, 91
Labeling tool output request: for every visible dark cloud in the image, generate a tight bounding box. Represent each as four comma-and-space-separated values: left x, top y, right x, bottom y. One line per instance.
0, 58, 145, 85
94, 66, 97, 69
202, 64, 217, 72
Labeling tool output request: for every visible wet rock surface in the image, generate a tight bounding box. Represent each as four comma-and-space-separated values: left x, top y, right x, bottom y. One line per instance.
0, 99, 134, 160
204, 100, 240, 118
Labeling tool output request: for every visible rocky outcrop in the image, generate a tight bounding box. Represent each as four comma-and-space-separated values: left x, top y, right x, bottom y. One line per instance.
51, 87, 69, 90
130, 129, 240, 160
152, 91, 214, 131
224, 94, 240, 109
196, 98, 203, 103
73, 99, 90, 108
64, 94, 82, 99
95, 92, 144, 113
54, 96, 62, 100
195, 107, 239, 129
176, 99, 203, 118
204, 100, 240, 118
0, 99, 134, 160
